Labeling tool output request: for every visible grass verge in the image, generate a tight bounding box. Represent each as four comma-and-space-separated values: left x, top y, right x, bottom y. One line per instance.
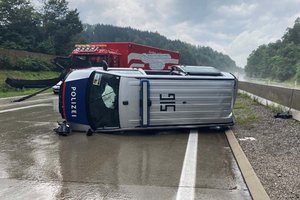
0, 70, 59, 98
234, 93, 259, 125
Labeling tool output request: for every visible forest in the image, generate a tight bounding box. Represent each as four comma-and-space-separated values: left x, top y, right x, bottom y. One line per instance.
81, 24, 239, 72
0, 0, 82, 55
0, 0, 239, 72
245, 18, 300, 83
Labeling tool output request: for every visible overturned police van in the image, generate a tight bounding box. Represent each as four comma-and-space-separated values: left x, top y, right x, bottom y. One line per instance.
58, 65, 238, 133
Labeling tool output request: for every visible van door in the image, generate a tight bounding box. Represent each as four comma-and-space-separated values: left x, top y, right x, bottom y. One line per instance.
118, 77, 141, 129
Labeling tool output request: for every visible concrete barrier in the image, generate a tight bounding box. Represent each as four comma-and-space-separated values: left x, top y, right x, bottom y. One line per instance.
239, 81, 300, 111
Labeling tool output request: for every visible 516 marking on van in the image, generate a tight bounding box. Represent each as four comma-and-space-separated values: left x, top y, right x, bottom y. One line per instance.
159, 93, 176, 111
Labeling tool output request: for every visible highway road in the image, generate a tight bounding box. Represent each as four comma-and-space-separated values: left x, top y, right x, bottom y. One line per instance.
0, 94, 251, 200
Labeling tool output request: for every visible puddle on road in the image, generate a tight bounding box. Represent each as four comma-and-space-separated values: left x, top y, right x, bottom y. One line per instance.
16, 121, 54, 127
0, 99, 252, 199
53, 98, 59, 113
193, 131, 251, 199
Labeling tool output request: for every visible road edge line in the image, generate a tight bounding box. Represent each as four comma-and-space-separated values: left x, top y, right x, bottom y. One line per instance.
0, 92, 52, 101
225, 129, 270, 200
0, 103, 52, 113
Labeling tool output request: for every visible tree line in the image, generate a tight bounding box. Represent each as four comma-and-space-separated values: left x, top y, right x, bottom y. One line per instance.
82, 24, 239, 72
0, 0, 239, 72
0, 0, 82, 55
245, 18, 300, 83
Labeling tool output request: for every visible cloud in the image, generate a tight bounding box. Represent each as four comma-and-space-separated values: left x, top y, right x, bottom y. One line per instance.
226, 30, 273, 67
224, 10, 299, 67
65, 0, 300, 68
217, 3, 258, 17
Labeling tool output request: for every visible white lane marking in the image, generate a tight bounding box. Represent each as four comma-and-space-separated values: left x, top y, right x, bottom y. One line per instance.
0, 97, 56, 108
0, 104, 52, 114
239, 137, 256, 141
176, 129, 198, 200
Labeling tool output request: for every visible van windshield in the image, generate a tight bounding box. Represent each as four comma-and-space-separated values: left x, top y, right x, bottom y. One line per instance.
87, 72, 120, 129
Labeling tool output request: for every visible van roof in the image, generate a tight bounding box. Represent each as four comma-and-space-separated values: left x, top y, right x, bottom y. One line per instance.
173, 65, 222, 76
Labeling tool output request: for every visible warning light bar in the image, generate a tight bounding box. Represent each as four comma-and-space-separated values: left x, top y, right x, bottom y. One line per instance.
74, 44, 108, 52
74, 45, 98, 52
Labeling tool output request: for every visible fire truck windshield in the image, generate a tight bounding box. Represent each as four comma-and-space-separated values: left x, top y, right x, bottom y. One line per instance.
87, 72, 120, 129
72, 55, 107, 68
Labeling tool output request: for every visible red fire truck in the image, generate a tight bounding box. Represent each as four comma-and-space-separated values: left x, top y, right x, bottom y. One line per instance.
71, 42, 180, 70
6, 42, 180, 91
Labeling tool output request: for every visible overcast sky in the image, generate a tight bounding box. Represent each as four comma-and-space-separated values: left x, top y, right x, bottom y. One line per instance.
65, 0, 300, 67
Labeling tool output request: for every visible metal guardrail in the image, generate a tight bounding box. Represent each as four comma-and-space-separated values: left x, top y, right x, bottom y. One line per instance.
238, 81, 300, 111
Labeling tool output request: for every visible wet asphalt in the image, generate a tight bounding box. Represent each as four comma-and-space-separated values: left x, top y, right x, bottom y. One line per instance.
0, 94, 251, 200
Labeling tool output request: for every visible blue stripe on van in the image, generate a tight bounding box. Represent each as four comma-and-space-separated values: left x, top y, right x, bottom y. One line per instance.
64, 78, 89, 125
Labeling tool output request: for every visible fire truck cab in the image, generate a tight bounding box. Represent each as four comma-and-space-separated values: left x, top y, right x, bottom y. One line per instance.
70, 42, 180, 70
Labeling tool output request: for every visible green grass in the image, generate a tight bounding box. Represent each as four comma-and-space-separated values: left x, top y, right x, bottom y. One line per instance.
266, 103, 284, 113
0, 70, 59, 97
234, 93, 259, 125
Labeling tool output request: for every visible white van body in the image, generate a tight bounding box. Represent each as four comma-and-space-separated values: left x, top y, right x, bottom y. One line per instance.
60, 66, 238, 132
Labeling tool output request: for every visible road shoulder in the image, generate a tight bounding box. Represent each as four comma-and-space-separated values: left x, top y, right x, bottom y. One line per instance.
226, 129, 270, 200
